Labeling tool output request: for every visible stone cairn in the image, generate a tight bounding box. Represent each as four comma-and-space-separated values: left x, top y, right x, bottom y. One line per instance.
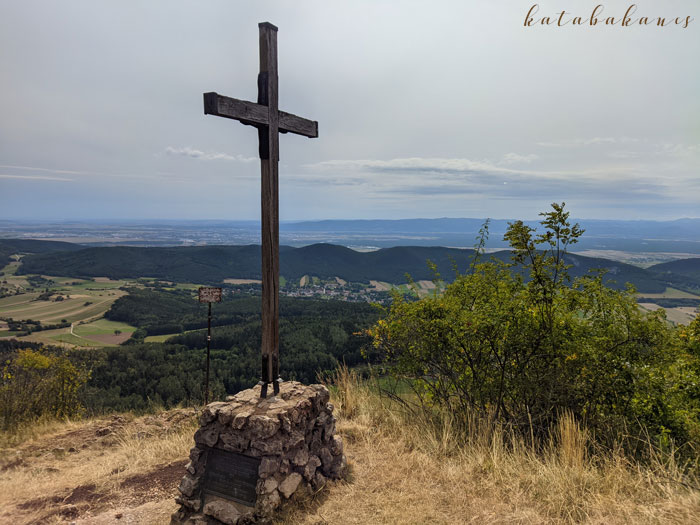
172, 381, 346, 524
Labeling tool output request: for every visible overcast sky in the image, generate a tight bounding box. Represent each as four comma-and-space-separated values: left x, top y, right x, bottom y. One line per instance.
1, 0, 698, 221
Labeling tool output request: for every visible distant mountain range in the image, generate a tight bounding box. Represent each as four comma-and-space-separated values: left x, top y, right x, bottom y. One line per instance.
5, 239, 700, 294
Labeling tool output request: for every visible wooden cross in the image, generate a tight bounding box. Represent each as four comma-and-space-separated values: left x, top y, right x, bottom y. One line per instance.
203, 22, 318, 398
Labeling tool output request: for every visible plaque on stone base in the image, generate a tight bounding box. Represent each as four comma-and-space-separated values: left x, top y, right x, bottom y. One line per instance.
171, 381, 347, 525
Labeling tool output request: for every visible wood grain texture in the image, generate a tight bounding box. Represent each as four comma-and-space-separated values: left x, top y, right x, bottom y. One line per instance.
259, 23, 279, 385
204, 93, 317, 138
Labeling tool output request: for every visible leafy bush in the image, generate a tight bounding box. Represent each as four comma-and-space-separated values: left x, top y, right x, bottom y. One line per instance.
1, 348, 90, 429
368, 203, 700, 453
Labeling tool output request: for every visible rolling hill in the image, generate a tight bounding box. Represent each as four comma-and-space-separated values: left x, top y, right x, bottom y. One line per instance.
0, 238, 84, 265
648, 258, 700, 293
15, 242, 673, 293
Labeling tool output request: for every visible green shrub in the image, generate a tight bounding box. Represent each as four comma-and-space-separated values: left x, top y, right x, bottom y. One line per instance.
1, 348, 90, 430
369, 203, 700, 454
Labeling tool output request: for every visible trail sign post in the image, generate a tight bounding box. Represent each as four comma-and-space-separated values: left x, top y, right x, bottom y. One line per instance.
199, 286, 222, 404
203, 22, 318, 398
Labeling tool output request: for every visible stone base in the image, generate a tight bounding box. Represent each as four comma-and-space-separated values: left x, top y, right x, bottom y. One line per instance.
171, 382, 346, 525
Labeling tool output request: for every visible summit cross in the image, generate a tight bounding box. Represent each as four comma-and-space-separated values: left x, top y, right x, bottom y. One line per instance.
203, 22, 318, 398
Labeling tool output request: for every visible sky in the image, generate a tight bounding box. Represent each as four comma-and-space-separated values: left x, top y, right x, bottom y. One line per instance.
0, 0, 698, 221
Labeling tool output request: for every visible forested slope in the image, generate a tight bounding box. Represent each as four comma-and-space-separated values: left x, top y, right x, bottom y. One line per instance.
18, 243, 669, 292
649, 258, 700, 292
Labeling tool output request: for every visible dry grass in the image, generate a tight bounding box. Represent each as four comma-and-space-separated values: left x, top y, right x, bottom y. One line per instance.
0, 409, 197, 524
277, 366, 700, 524
2, 370, 699, 524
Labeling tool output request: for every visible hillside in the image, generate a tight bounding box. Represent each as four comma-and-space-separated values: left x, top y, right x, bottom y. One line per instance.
17, 243, 670, 292
650, 258, 700, 292
0, 238, 84, 265
2, 375, 698, 524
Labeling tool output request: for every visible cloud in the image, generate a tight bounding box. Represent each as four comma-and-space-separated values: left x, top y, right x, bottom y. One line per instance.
164, 147, 256, 163
0, 174, 73, 182
299, 156, 675, 202
537, 137, 641, 148
500, 153, 539, 165
655, 143, 700, 158
0, 164, 86, 175
304, 157, 637, 180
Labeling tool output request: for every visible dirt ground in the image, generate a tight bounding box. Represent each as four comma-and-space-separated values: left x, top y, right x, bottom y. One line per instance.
0, 410, 196, 525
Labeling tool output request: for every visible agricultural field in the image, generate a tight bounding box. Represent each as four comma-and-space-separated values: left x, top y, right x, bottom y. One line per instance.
573, 249, 700, 268
0, 289, 125, 324
636, 287, 700, 300
370, 279, 441, 298
635, 287, 700, 325
144, 333, 179, 343
71, 318, 136, 344
0, 258, 137, 345
0, 257, 29, 289
638, 302, 699, 325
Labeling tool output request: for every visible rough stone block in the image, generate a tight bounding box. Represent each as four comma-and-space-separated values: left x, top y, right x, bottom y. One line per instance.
203, 499, 241, 525
278, 472, 302, 499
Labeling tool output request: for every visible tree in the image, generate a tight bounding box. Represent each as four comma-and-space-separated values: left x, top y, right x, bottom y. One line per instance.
1, 348, 90, 429
368, 203, 694, 450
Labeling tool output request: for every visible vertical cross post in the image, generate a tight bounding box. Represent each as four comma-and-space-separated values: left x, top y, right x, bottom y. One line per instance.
258, 23, 280, 398
203, 22, 318, 399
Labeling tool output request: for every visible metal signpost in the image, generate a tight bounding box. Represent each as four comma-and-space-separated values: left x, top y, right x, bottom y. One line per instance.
198, 286, 222, 404
203, 22, 318, 398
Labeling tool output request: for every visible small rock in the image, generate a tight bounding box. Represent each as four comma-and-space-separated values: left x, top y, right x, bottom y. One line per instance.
304, 455, 321, 481
258, 488, 281, 515
248, 415, 280, 438
263, 477, 278, 493
278, 472, 302, 499
251, 435, 283, 455
199, 402, 227, 425
232, 412, 249, 430
292, 447, 308, 466
279, 459, 290, 474
330, 453, 347, 478
313, 471, 327, 490
193, 426, 219, 447
319, 447, 333, 470
258, 456, 280, 478
95, 427, 112, 437
285, 431, 304, 450
59, 504, 79, 518
178, 474, 198, 497
203, 498, 241, 525
219, 432, 249, 452
115, 512, 123, 519
330, 434, 343, 455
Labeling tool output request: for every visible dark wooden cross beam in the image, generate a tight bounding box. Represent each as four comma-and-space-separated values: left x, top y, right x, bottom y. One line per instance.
203, 22, 318, 398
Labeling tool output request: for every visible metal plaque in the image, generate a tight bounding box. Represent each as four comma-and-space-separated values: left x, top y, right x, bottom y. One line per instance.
202, 448, 261, 507
198, 287, 222, 303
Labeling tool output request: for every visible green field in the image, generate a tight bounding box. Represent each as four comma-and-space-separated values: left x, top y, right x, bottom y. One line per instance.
637, 287, 700, 300
0, 290, 126, 324
48, 332, 100, 347
30, 318, 137, 348
73, 318, 136, 337
0, 263, 136, 347
0, 259, 209, 347
144, 333, 178, 343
